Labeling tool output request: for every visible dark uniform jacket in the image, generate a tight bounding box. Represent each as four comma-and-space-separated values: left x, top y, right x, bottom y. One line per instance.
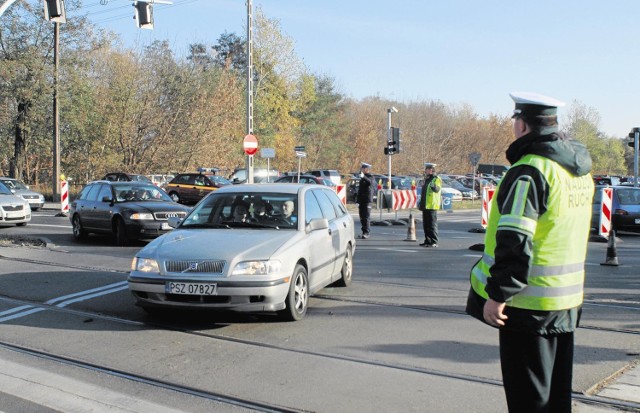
357, 173, 376, 204
466, 130, 593, 335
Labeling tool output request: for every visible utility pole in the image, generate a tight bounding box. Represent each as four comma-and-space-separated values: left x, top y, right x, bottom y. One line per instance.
245, 0, 254, 183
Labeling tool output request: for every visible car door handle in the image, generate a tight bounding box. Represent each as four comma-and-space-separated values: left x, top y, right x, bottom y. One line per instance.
328, 228, 332, 235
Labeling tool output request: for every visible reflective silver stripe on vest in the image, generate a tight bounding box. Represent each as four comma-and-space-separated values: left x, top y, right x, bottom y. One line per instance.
529, 262, 585, 278
471, 254, 494, 284
511, 179, 530, 216
516, 283, 583, 298
497, 214, 537, 236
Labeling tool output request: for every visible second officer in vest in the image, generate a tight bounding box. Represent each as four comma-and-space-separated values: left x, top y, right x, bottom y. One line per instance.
418, 162, 442, 247
466, 92, 594, 412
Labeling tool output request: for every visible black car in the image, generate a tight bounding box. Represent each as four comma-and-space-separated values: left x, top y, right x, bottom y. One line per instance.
102, 172, 153, 183
69, 181, 191, 246
275, 174, 333, 185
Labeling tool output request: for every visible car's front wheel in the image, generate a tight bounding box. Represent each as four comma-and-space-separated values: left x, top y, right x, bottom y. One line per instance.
114, 217, 129, 246
334, 244, 353, 287
280, 264, 308, 321
72, 214, 87, 240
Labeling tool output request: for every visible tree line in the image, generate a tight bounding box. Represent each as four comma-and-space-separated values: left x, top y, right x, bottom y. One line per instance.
0, 1, 630, 188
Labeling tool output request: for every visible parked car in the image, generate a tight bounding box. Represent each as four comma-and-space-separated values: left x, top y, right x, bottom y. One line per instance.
275, 174, 333, 185
69, 181, 191, 246
592, 185, 640, 233
0, 181, 31, 227
0, 177, 45, 211
304, 169, 342, 185
128, 183, 355, 320
229, 168, 281, 184
102, 173, 153, 183
442, 177, 477, 199
165, 173, 232, 204
147, 174, 175, 188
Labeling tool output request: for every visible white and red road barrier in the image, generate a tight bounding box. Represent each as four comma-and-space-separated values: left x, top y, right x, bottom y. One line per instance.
599, 187, 612, 238
481, 187, 495, 229
332, 184, 347, 206
60, 180, 69, 214
391, 189, 417, 210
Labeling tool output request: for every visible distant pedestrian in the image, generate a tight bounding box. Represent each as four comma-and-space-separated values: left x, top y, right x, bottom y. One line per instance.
466, 92, 594, 412
418, 162, 442, 247
357, 162, 376, 239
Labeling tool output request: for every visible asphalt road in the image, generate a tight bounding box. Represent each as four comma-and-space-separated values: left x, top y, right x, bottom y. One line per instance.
0, 207, 638, 412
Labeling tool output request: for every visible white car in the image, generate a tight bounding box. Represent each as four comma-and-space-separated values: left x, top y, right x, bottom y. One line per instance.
0, 177, 45, 211
128, 184, 356, 321
0, 181, 31, 226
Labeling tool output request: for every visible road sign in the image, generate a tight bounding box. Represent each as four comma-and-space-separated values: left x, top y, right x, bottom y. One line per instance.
469, 152, 481, 166
261, 148, 275, 158
243, 134, 258, 155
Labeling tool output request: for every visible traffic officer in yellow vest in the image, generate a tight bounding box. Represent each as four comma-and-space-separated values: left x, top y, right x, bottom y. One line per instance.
418, 163, 442, 247
466, 92, 594, 412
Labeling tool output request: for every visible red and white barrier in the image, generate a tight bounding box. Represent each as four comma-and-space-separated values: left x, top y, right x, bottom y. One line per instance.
481, 187, 495, 228
599, 187, 612, 237
391, 189, 417, 211
333, 184, 347, 206
61, 180, 69, 214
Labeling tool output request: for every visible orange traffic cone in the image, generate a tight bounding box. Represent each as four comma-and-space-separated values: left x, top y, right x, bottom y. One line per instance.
404, 212, 417, 242
600, 230, 619, 266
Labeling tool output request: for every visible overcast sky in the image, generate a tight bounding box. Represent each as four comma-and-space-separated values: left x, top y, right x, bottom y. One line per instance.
84, 0, 640, 139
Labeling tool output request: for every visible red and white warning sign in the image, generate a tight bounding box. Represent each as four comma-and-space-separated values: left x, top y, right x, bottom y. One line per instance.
334, 184, 347, 205
481, 187, 495, 229
599, 187, 612, 237
391, 189, 417, 210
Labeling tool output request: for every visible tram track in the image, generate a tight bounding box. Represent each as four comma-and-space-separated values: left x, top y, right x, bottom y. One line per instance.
1, 254, 639, 411
1, 293, 639, 411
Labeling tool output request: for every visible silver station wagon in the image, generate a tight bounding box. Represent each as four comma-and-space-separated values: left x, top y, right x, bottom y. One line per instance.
128, 184, 356, 321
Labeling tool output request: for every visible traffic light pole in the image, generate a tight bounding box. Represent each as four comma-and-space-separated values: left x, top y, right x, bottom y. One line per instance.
634, 128, 639, 188
387, 110, 392, 189
245, 0, 254, 184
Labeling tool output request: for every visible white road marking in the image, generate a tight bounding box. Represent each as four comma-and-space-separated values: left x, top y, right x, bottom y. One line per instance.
0, 281, 129, 323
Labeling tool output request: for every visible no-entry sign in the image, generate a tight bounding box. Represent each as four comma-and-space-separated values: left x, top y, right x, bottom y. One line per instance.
243, 134, 258, 155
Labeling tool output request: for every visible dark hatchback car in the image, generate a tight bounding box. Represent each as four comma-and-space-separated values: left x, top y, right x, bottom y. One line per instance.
102, 172, 153, 183
592, 185, 640, 233
69, 181, 191, 246
275, 174, 334, 185
165, 173, 232, 204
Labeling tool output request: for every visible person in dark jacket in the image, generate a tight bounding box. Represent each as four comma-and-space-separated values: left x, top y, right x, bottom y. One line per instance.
466, 92, 594, 413
356, 162, 376, 239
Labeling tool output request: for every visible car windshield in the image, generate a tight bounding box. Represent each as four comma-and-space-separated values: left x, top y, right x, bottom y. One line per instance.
0, 179, 27, 190
0, 181, 12, 195
208, 175, 232, 185
616, 188, 640, 205
181, 192, 298, 229
113, 184, 173, 202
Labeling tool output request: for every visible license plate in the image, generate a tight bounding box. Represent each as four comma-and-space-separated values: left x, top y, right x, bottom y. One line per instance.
166, 282, 217, 295
161, 222, 171, 230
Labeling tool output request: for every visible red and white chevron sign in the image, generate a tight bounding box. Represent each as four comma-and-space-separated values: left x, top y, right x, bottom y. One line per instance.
334, 184, 346, 206
391, 189, 417, 210
599, 187, 612, 237
481, 187, 495, 228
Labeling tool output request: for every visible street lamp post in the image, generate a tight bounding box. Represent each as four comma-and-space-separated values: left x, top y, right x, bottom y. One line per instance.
387, 107, 398, 188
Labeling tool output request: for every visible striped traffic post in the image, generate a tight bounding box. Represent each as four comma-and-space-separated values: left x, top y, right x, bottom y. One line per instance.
599, 187, 612, 238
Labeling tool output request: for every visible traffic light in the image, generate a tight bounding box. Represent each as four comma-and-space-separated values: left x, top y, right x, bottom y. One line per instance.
629, 132, 635, 148
392, 127, 401, 153
44, 0, 66, 23
134, 1, 154, 30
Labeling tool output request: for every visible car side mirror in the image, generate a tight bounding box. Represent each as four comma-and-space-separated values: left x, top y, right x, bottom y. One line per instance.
167, 216, 182, 228
101, 196, 113, 203
307, 218, 328, 232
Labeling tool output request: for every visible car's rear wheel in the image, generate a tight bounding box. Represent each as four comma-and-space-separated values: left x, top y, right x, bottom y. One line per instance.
72, 214, 87, 240
169, 192, 180, 203
280, 264, 308, 321
114, 217, 129, 246
334, 244, 353, 287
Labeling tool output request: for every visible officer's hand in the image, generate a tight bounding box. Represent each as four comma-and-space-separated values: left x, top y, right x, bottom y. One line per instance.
483, 299, 508, 327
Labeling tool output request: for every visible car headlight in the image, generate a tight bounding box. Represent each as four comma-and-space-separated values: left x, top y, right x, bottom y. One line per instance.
129, 212, 154, 220
132, 257, 160, 273
232, 260, 282, 275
